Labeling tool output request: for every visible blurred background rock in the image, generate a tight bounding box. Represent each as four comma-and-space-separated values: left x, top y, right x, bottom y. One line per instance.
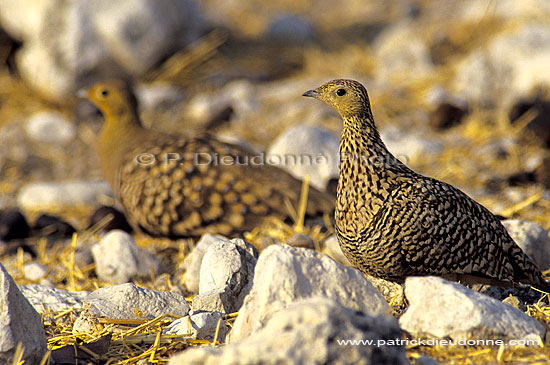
0, 0, 549, 230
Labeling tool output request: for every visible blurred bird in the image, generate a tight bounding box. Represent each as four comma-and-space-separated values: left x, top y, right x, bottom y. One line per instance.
303, 79, 549, 291
83, 80, 333, 238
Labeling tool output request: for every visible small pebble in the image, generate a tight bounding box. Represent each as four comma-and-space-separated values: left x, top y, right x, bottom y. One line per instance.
182, 234, 228, 293
256, 236, 282, 251
502, 219, 550, 271
25, 111, 76, 145
91, 230, 163, 284
322, 235, 351, 266
17, 180, 113, 211
380, 126, 443, 163
166, 311, 228, 341
267, 125, 340, 191
23, 262, 50, 282
196, 238, 258, 313
0, 264, 47, 362
286, 233, 314, 249
135, 83, 184, 112
267, 14, 315, 43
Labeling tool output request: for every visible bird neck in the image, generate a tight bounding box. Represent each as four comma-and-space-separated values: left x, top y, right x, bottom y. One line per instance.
339, 115, 407, 178
97, 110, 144, 188
336, 115, 410, 231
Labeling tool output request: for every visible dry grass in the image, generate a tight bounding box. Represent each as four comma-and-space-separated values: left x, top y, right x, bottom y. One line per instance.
41, 308, 238, 364
1, 7, 550, 364
4, 181, 549, 364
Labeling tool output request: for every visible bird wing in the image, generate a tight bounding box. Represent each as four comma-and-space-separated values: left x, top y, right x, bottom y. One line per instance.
367, 176, 545, 287
115, 133, 333, 238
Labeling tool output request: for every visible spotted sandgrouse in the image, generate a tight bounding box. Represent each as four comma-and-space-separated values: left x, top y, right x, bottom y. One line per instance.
83, 81, 333, 238
303, 79, 549, 291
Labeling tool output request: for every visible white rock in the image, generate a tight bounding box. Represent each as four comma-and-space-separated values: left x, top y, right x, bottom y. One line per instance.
424, 85, 468, 110
374, 23, 434, 84
17, 180, 113, 211
191, 291, 230, 314
0, 264, 47, 363
186, 80, 257, 124
454, 0, 550, 21
92, 0, 202, 74
135, 83, 185, 112
86, 283, 190, 318
91, 230, 164, 284
322, 238, 404, 307
25, 111, 76, 145
380, 126, 443, 163
39, 278, 55, 287
453, 23, 550, 107
267, 14, 315, 43
198, 238, 257, 293
166, 311, 228, 342
322, 235, 351, 266
23, 262, 50, 282
73, 283, 190, 333
18, 284, 89, 313
502, 220, 550, 271
0, 0, 54, 39
0, 0, 203, 100
194, 238, 258, 313
286, 233, 314, 249
182, 233, 229, 293
230, 245, 390, 342
169, 298, 407, 365
15, 1, 116, 101
199, 0, 387, 38
400, 276, 545, 343
267, 125, 339, 190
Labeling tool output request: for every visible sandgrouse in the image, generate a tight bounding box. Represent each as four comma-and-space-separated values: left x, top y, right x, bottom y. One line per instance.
303, 79, 549, 291
83, 81, 333, 238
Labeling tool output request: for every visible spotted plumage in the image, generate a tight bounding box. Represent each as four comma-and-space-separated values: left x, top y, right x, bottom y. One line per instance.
84, 81, 333, 238
303, 79, 549, 291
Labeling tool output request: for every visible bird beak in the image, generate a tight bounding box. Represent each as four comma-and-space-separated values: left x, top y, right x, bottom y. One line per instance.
302, 89, 320, 98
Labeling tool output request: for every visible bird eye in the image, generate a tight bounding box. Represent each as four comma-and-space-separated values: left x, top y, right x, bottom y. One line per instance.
336, 89, 346, 96
101, 89, 109, 97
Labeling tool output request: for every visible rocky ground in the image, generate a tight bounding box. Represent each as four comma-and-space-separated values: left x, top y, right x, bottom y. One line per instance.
1, 0, 550, 363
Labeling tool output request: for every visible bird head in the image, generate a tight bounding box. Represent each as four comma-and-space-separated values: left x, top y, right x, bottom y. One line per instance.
80, 80, 139, 122
302, 79, 372, 119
